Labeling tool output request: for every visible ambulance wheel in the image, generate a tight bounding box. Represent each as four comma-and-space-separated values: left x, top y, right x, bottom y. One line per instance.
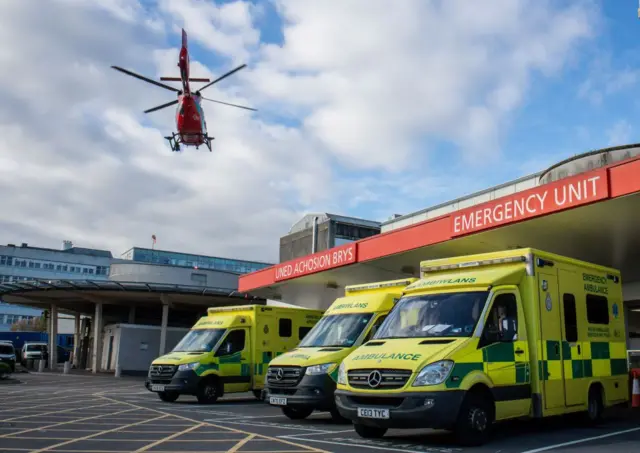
253, 389, 265, 401
282, 407, 313, 420
354, 424, 387, 439
329, 409, 350, 423
197, 378, 219, 404
454, 391, 494, 446
586, 385, 604, 424
158, 391, 179, 403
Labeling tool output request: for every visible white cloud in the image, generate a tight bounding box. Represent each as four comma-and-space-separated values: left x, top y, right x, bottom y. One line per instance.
0, 0, 599, 263
607, 120, 633, 147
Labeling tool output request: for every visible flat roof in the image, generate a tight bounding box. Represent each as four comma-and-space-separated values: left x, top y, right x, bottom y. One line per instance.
239, 153, 640, 293
0, 279, 265, 316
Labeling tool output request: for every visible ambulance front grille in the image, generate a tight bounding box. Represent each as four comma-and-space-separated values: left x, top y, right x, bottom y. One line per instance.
266, 366, 304, 387
148, 364, 177, 382
348, 369, 412, 390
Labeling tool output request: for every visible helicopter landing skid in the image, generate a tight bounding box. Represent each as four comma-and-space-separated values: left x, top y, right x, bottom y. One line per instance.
164, 133, 214, 152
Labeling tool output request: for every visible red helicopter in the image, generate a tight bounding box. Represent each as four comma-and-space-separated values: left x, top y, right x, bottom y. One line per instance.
111, 29, 256, 152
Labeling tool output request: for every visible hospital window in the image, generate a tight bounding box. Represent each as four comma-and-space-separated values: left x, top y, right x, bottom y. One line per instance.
279, 318, 292, 338
215, 330, 245, 357
586, 294, 609, 325
298, 326, 312, 340
562, 294, 578, 342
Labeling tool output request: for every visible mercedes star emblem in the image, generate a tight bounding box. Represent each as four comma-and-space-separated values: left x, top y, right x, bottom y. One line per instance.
275, 368, 284, 381
367, 370, 382, 388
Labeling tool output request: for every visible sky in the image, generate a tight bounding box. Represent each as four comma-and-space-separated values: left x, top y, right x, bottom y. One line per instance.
0, 0, 639, 264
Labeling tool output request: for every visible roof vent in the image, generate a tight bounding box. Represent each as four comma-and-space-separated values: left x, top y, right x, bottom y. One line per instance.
20, 243, 28, 248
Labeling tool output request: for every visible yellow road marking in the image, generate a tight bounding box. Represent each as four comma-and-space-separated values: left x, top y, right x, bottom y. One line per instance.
2, 402, 117, 421
228, 433, 256, 452
0, 407, 139, 438
27, 414, 169, 453
97, 395, 329, 453
132, 422, 204, 452
0, 397, 106, 413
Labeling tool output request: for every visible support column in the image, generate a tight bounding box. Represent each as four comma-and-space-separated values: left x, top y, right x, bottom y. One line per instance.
72, 313, 81, 368
49, 305, 58, 370
128, 306, 136, 324
159, 295, 169, 356
92, 303, 103, 374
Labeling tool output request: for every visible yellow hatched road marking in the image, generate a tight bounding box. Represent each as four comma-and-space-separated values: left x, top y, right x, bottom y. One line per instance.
0, 407, 139, 438
26, 414, 169, 453
97, 395, 329, 453
132, 422, 204, 452
2, 402, 117, 421
228, 433, 256, 452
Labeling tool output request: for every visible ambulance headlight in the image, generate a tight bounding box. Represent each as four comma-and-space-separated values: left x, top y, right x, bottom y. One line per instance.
306, 363, 336, 376
178, 362, 200, 372
337, 362, 347, 385
412, 360, 454, 387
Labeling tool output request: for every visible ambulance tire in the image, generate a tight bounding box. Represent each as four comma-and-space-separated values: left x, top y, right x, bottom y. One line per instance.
281, 407, 313, 420
197, 377, 220, 404
353, 424, 387, 439
585, 385, 604, 424
329, 409, 350, 423
253, 389, 265, 401
454, 391, 494, 446
158, 391, 179, 403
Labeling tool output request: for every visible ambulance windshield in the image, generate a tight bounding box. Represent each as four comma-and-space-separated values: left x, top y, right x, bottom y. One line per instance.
375, 291, 489, 339
172, 328, 226, 353
298, 313, 373, 348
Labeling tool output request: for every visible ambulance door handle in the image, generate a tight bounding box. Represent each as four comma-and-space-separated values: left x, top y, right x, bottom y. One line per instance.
515, 348, 524, 355
577, 345, 581, 355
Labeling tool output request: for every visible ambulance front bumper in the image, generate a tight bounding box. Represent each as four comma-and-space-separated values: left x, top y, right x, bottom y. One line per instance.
145, 370, 200, 395
335, 389, 465, 430
267, 374, 337, 411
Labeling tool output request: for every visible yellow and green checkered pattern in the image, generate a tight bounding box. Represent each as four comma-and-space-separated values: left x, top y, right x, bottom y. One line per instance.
538, 340, 628, 380
445, 341, 530, 389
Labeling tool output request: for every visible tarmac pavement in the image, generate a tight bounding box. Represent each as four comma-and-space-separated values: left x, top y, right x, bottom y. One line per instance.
1, 372, 639, 453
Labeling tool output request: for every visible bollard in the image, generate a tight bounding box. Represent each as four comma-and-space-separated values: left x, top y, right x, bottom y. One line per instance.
37, 359, 45, 373
63, 361, 71, 374
114, 363, 121, 378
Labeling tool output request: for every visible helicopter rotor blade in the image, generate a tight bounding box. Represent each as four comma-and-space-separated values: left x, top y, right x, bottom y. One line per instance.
112, 66, 180, 93
197, 64, 247, 92
144, 99, 179, 114
201, 97, 257, 111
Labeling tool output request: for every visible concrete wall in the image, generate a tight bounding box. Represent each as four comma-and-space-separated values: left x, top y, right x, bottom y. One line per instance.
109, 262, 239, 290
102, 323, 190, 374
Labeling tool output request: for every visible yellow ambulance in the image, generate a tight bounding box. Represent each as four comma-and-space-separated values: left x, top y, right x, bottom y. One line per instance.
335, 248, 629, 445
145, 304, 323, 403
265, 278, 417, 420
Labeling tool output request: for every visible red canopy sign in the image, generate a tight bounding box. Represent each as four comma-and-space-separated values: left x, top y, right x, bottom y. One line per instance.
274, 243, 357, 282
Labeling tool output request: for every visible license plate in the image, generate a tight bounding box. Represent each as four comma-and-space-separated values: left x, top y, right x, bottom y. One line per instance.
269, 396, 287, 406
357, 407, 390, 419
151, 385, 165, 392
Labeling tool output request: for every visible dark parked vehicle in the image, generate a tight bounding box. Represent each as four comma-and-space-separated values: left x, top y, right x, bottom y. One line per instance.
0, 342, 16, 373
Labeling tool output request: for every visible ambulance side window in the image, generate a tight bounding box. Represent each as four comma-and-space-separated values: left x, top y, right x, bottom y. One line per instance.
279, 318, 293, 337
482, 293, 518, 346
215, 329, 245, 357
363, 315, 388, 343
299, 326, 312, 340
563, 294, 578, 342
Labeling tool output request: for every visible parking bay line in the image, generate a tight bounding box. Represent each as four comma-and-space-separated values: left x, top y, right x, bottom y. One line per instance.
204, 419, 340, 433
519, 426, 640, 453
